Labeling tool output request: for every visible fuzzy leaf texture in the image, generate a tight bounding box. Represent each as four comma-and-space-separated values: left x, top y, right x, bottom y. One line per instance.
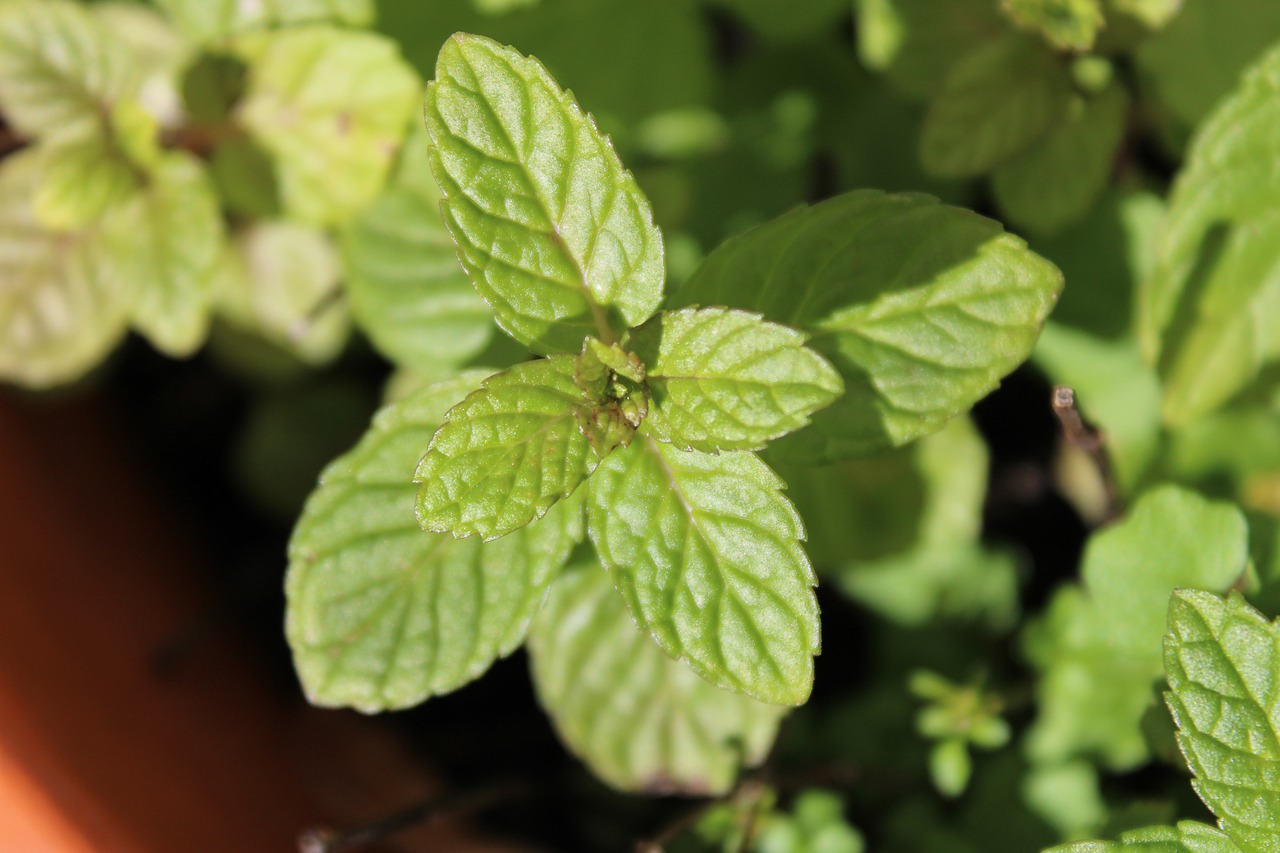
424, 33, 665, 354
675, 189, 1062, 461
0, 150, 132, 387
1047, 822, 1244, 853
236, 27, 419, 226
627, 307, 843, 452
587, 438, 820, 706
1140, 41, 1280, 426
0, 0, 137, 142
415, 357, 599, 540
1165, 591, 1280, 852
920, 34, 1072, 179
527, 566, 787, 795
286, 373, 582, 712
154, 0, 373, 44
342, 126, 494, 375
1025, 487, 1249, 769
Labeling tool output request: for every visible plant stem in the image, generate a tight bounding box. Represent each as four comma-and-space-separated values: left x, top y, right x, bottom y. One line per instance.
296, 780, 526, 853
1051, 385, 1121, 522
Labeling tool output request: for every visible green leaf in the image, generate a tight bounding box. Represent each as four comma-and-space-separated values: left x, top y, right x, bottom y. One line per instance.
424, 33, 665, 353
1165, 591, 1280, 852
0, 0, 137, 142
236, 26, 420, 226
706, 0, 849, 42
107, 152, 224, 357
286, 373, 583, 712
342, 127, 494, 374
33, 137, 142, 230
1140, 42, 1280, 425
0, 149, 132, 388
586, 437, 819, 705
415, 356, 599, 540
1137, 0, 1280, 128
1001, 0, 1106, 51
527, 565, 787, 794
155, 0, 374, 44
855, 0, 1006, 98
993, 85, 1129, 235
627, 306, 843, 452
676, 189, 1063, 460
1107, 0, 1182, 29
1046, 822, 1244, 853
1024, 486, 1249, 769
920, 34, 1073, 179
214, 220, 348, 365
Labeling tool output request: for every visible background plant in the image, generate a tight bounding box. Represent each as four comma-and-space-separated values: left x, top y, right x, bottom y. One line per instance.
4, 0, 1280, 850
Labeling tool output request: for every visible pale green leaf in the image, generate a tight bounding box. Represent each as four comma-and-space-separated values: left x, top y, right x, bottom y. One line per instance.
286, 372, 583, 712
676, 189, 1063, 460
236, 26, 419, 226
586, 437, 819, 705
1138, 0, 1280, 127
920, 34, 1073, 179
0, 149, 132, 388
342, 126, 494, 374
528, 565, 786, 794
415, 356, 599, 540
1046, 822, 1244, 853
214, 220, 348, 365
33, 137, 141, 230
1025, 486, 1249, 769
107, 152, 224, 357
0, 0, 137, 141
155, 0, 374, 44
1165, 591, 1280, 852
1001, 0, 1106, 51
1107, 0, 1182, 29
627, 307, 843, 452
855, 0, 1006, 98
424, 33, 665, 353
1139, 42, 1280, 425
993, 85, 1129, 235
92, 2, 189, 130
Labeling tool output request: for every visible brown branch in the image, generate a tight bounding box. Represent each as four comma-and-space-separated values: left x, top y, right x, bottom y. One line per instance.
1051, 385, 1121, 523
297, 780, 526, 853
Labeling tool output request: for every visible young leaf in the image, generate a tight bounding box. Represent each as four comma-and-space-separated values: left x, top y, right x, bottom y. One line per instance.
0, 0, 137, 142
627, 307, 843, 452
586, 437, 820, 706
1046, 822, 1244, 853
676, 189, 1063, 460
1109, 0, 1182, 29
528, 565, 787, 794
342, 127, 494, 375
1001, 0, 1106, 51
415, 356, 599, 540
1140, 42, 1280, 425
920, 34, 1073, 179
236, 27, 419, 226
424, 33, 665, 353
33, 136, 142, 230
155, 0, 374, 44
855, 0, 1006, 98
107, 152, 224, 357
1024, 486, 1249, 769
1165, 591, 1280, 852
993, 85, 1129, 235
0, 150, 133, 388
286, 373, 583, 712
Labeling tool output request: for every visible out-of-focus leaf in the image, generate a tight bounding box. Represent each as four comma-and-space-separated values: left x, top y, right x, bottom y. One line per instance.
855, 0, 1006, 98
1001, 0, 1106, 51
1047, 822, 1244, 853
920, 35, 1073, 179
236, 26, 419, 225
527, 565, 786, 794
33, 137, 141, 230
707, 0, 849, 42
155, 0, 374, 44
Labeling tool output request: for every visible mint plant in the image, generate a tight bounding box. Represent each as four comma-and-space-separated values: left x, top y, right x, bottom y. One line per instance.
7, 0, 1280, 849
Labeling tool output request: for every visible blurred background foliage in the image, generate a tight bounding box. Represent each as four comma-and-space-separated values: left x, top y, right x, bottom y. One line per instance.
4, 0, 1280, 849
